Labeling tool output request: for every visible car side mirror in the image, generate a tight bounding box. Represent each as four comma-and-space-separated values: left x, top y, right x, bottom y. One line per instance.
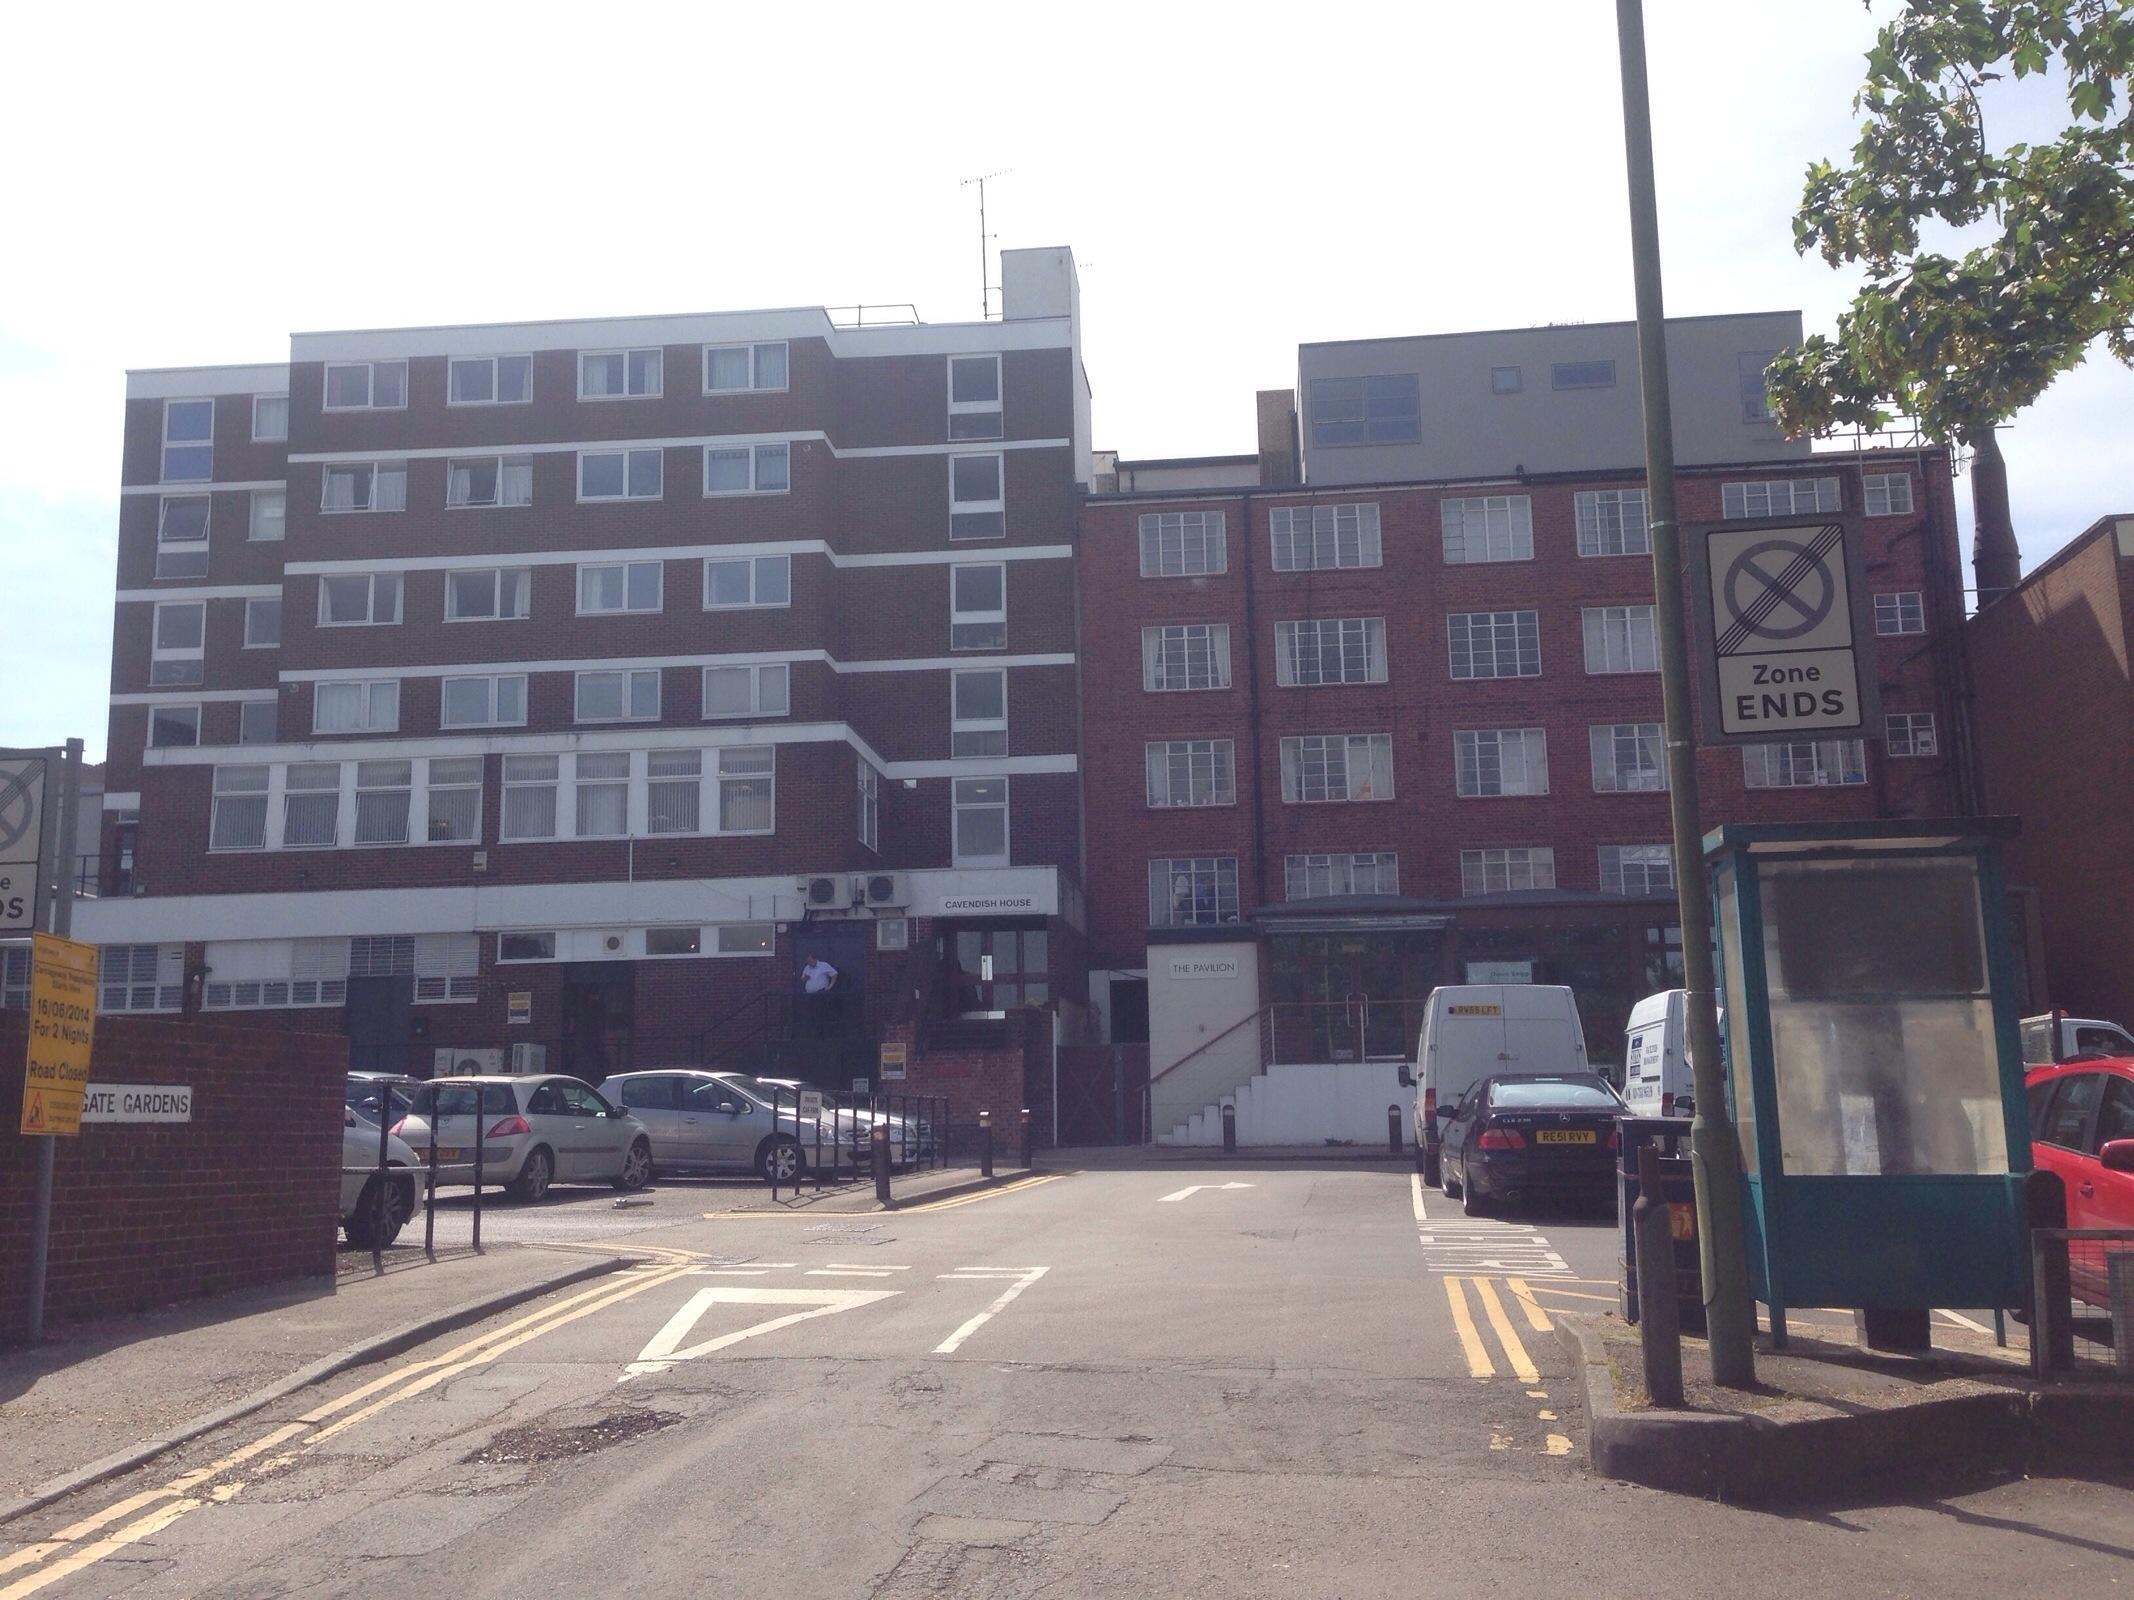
1397, 1064, 1414, 1088
2100, 1139, 2134, 1174
1434, 1103, 1458, 1120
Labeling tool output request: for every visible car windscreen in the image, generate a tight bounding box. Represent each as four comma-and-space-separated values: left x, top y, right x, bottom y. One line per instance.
1488, 1077, 1621, 1109
409, 1083, 516, 1117
718, 1077, 791, 1109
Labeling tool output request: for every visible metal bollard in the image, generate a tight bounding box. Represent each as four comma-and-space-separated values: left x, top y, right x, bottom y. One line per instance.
471, 1093, 486, 1255
873, 1119, 892, 1206
2025, 1168, 2072, 1379
1387, 1104, 1402, 1157
1633, 1144, 1684, 1407
1019, 1106, 1033, 1169
980, 1109, 994, 1178
1222, 1102, 1237, 1155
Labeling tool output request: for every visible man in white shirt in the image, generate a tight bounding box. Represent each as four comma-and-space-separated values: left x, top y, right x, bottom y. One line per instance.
800, 952, 839, 1035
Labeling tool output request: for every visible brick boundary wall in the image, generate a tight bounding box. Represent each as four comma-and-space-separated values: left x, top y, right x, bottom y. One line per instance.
1, 1011, 346, 1343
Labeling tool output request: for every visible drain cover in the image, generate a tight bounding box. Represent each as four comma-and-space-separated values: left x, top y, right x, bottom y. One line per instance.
463, 1409, 680, 1465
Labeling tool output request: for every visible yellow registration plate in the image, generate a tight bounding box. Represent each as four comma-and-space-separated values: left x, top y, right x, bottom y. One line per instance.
1534, 1130, 1596, 1145
433, 1148, 466, 1161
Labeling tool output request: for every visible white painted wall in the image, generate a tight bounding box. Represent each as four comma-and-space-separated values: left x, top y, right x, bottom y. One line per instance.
1146, 939, 1261, 1138
1159, 1061, 1410, 1147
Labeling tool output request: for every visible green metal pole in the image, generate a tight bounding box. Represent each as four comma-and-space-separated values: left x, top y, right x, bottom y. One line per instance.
1612, 0, 1757, 1389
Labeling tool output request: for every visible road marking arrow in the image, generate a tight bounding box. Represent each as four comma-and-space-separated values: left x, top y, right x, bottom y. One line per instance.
1155, 1182, 1255, 1203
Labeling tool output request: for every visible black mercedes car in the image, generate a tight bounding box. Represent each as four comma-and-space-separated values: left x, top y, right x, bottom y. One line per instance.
1438, 1072, 1623, 1215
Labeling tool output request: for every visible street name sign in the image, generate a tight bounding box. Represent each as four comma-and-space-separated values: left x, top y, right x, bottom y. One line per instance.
81, 1083, 193, 1124
0, 751, 54, 936
22, 932, 97, 1137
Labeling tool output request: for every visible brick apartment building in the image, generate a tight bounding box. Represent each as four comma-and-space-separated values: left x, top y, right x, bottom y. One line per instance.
70, 249, 1095, 1115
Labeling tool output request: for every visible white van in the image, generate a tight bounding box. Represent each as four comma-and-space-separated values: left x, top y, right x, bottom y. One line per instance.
1400, 984, 1588, 1187
1622, 989, 1696, 1119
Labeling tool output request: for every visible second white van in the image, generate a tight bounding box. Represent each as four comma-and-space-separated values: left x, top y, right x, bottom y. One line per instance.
1400, 984, 1588, 1187
1622, 989, 1697, 1119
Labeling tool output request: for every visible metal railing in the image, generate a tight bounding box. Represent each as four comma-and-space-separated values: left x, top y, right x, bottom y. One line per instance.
2028, 1227, 2134, 1380
761, 1086, 956, 1202
1141, 998, 1428, 1140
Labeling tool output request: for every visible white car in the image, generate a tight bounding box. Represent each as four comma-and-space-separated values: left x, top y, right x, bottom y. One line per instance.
342, 1107, 420, 1248
393, 1074, 652, 1202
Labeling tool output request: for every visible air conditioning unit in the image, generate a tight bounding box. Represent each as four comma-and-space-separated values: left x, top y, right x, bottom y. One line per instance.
508, 1042, 549, 1076
433, 1047, 502, 1078
858, 872, 911, 909
801, 874, 849, 910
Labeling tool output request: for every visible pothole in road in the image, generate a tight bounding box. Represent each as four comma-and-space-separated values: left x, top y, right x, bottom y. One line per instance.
462, 1408, 681, 1465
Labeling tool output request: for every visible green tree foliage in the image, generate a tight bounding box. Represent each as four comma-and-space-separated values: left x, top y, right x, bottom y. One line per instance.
1766, 1, 2133, 443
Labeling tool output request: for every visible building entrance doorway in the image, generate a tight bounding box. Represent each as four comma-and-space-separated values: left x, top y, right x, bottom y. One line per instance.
561, 963, 635, 1085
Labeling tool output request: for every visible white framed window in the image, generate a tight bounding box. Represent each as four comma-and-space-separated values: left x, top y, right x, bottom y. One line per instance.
574, 667, 661, 723
1138, 511, 1227, 577
1590, 723, 1666, 792
950, 668, 1008, 758
441, 673, 528, 729
1448, 610, 1540, 679
704, 441, 791, 495
210, 765, 269, 850
426, 756, 483, 842
951, 562, 1006, 650
1886, 711, 1939, 757
952, 776, 1009, 866
716, 747, 774, 833
948, 353, 1002, 440
321, 461, 408, 513
1280, 732, 1395, 803
446, 567, 531, 621
704, 554, 791, 609
501, 755, 559, 839
578, 560, 664, 615
704, 342, 788, 393
580, 348, 662, 399
703, 663, 790, 719
574, 752, 631, 836
354, 760, 414, 846
1582, 605, 1658, 673
950, 452, 1005, 540
1864, 473, 1915, 517
414, 933, 480, 1001
647, 749, 702, 834
1455, 728, 1549, 797
1276, 617, 1388, 686
198, 939, 351, 1011
1285, 852, 1398, 898
1440, 496, 1533, 564
857, 759, 880, 850
1150, 857, 1240, 927
719, 924, 774, 956
318, 571, 403, 626
1874, 591, 1926, 635
244, 596, 281, 648
1145, 739, 1235, 808
1271, 503, 1381, 572
448, 354, 532, 406
1142, 623, 1230, 690
252, 395, 289, 442
1461, 846, 1556, 895
498, 930, 557, 961
578, 448, 663, 501
1307, 374, 1420, 447
282, 762, 342, 847
149, 705, 200, 748
1575, 489, 1651, 557
645, 926, 702, 958
99, 945, 185, 1013
1600, 844, 1674, 896
162, 399, 214, 481
238, 700, 277, 745
1552, 360, 1616, 390
248, 489, 286, 541
323, 361, 407, 411
156, 494, 211, 578
447, 456, 534, 508
313, 679, 399, 734
151, 600, 206, 686
1743, 739, 1868, 788
1722, 477, 1841, 518
1492, 366, 1523, 395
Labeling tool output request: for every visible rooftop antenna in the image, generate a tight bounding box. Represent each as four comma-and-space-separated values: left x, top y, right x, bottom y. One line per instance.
960, 170, 1010, 318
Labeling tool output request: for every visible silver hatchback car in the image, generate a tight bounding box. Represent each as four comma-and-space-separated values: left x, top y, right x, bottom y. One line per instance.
395, 1074, 652, 1202
605, 1069, 833, 1184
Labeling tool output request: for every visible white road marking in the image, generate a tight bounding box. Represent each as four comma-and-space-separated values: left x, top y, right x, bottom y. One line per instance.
806, 1268, 900, 1277
1411, 1171, 1429, 1221
1157, 1182, 1255, 1203
932, 1266, 1050, 1354
1937, 1309, 1993, 1334
622, 1286, 900, 1380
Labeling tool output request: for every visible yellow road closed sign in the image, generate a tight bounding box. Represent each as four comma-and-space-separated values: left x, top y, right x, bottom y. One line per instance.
22, 932, 97, 1136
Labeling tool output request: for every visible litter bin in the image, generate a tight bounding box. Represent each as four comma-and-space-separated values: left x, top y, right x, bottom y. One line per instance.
1618, 1115, 1705, 1334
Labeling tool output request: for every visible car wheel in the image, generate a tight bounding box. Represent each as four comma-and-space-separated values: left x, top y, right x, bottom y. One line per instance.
759, 1137, 803, 1185
345, 1178, 406, 1248
614, 1138, 653, 1192
1462, 1174, 1489, 1217
1442, 1160, 1463, 1201
1421, 1150, 1442, 1189
509, 1147, 555, 1203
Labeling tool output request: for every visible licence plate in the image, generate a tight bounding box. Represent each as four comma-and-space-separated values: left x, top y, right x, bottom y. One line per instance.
1534, 1130, 1596, 1145
434, 1148, 466, 1161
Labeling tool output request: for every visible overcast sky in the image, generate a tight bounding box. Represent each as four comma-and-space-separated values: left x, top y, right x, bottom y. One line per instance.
4, 0, 2128, 762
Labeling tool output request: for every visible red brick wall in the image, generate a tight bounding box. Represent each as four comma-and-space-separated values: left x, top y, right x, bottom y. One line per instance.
879, 1014, 1044, 1153
0, 1011, 345, 1341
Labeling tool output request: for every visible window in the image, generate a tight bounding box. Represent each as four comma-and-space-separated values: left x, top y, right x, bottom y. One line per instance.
1461, 847, 1557, 894
1491, 366, 1523, 395
1141, 623, 1231, 691
718, 924, 774, 955
502, 755, 559, 839
244, 596, 281, 648
210, 766, 269, 849
1551, 360, 1615, 390
415, 933, 480, 1001
249, 489, 286, 541
1576, 489, 1651, 557
950, 452, 1005, 539
1271, 504, 1382, 571
952, 669, 1007, 757
578, 560, 664, 615
149, 705, 200, 747
575, 668, 661, 722
1, 946, 27, 1011
1600, 844, 1675, 896
252, 395, 289, 442
574, 752, 630, 836
1886, 711, 1939, 757
162, 399, 213, 481
426, 756, 482, 842
1308, 374, 1420, 447
1149, 857, 1239, 927
1275, 617, 1388, 686
1280, 733, 1395, 803
646, 926, 702, 958
717, 747, 774, 832
951, 563, 1006, 649
1440, 496, 1532, 565
1737, 350, 1779, 421
647, 749, 701, 834
1722, 478, 1841, 518
156, 495, 211, 578
1138, 511, 1227, 577
1590, 723, 1666, 792
1583, 605, 1659, 675
579, 448, 663, 501
704, 554, 791, 609
318, 572, 402, 626
948, 354, 1002, 440
1864, 473, 1915, 516
499, 931, 557, 961
951, 776, 1008, 865
348, 936, 416, 979
580, 348, 662, 398
151, 600, 205, 685
703, 441, 791, 495
703, 663, 790, 719
857, 760, 880, 851
1742, 739, 1868, 788
354, 760, 413, 845
448, 354, 531, 406
238, 699, 277, 745
314, 679, 399, 733
447, 456, 534, 508
99, 945, 184, 1013
441, 674, 527, 729
704, 342, 788, 393
1146, 739, 1235, 808
323, 361, 407, 410
1874, 591, 1926, 635
1456, 729, 1550, 797
1286, 852, 1398, 898
321, 462, 408, 513
1448, 610, 1540, 679
283, 762, 341, 847
446, 567, 531, 621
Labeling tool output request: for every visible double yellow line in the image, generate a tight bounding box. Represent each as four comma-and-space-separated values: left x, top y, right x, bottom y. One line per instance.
1443, 1276, 1555, 1383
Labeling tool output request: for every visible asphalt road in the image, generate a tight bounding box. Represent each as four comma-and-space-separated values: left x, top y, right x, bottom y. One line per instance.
7, 1161, 2133, 1598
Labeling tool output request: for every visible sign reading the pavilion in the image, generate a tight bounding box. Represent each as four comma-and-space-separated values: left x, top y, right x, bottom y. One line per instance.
1687, 513, 1880, 745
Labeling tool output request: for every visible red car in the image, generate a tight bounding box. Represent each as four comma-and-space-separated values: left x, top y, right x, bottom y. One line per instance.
2025, 1058, 2134, 1306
